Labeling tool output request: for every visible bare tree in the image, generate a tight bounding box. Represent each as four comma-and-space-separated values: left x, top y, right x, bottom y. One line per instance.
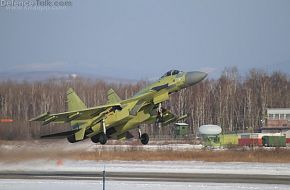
0, 68, 289, 140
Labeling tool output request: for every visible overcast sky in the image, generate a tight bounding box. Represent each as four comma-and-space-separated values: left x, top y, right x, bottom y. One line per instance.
0, 0, 290, 80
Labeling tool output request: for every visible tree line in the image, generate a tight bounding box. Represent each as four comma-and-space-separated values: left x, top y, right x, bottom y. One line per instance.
0, 68, 289, 140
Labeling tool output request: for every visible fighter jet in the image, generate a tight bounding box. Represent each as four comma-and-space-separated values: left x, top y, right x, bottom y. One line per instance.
30, 70, 207, 144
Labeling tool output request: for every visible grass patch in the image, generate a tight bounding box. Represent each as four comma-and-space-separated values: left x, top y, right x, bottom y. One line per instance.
73, 148, 290, 163
1, 140, 290, 163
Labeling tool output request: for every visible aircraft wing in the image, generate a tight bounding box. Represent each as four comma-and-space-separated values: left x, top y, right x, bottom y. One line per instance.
41, 129, 80, 139
29, 103, 122, 125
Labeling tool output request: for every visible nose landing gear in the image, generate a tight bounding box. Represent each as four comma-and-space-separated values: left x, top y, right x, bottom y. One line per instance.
138, 127, 149, 145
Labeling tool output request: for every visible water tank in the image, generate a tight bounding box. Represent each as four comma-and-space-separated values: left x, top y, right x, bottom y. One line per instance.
199, 125, 222, 135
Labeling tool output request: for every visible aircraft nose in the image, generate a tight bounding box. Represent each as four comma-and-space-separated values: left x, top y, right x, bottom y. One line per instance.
185, 71, 207, 86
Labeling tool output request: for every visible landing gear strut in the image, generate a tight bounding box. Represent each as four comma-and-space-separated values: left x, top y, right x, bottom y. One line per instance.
138, 127, 149, 145
100, 120, 107, 145
156, 103, 164, 123
157, 103, 163, 117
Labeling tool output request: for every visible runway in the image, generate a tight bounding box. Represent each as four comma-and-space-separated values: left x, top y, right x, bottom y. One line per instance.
2, 159, 290, 189
1, 171, 290, 184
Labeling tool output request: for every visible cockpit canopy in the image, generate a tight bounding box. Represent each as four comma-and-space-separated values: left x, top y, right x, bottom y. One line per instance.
161, 70, 182, 79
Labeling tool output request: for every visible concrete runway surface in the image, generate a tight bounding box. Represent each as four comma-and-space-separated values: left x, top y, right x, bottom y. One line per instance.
1, 179, 290, 190
2, 159, 290, 189
0, 171, 290, 184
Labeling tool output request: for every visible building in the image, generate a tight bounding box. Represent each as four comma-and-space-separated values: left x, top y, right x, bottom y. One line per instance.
262, 108, 290, 144
262, 108, 290, 132
266, 108, 290, 128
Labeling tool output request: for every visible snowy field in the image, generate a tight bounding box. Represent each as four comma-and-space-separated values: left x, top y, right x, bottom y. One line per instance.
0, 140, 203, 152
1, 141, 290, 189
0, 179, 289, 190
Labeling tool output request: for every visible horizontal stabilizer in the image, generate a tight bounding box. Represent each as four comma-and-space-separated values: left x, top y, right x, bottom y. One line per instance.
41, 129, 80, 139
29, 112, 50, 122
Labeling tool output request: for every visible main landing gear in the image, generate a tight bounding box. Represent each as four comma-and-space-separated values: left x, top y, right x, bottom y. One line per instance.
99, 133, 108, 145
67, 134, 77, 143
138, 127, 149, 145
156, 103, 165, 123
91, 133, 108, 145
91, 120, 108, 145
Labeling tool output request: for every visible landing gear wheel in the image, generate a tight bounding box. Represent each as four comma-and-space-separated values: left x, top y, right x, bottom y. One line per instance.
67, 135, 77, 143
99, 133, 108, 145
140, 133, 149, 145
91, 135, 99, 143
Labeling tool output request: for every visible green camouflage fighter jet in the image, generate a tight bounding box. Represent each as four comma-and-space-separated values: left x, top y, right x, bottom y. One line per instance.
30, 70, 207, 144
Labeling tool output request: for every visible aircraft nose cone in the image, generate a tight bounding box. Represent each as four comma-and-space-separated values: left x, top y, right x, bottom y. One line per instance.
185, 71, 207, 86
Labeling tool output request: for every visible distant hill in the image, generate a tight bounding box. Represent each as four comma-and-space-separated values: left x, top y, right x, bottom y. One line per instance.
0, 71, 137, 83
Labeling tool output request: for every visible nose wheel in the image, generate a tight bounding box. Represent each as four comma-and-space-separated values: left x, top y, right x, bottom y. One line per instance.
138, 127, 149, 145
140, 133, 149, 145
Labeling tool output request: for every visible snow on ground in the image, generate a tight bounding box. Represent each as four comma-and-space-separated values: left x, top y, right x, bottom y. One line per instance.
0, 179, 289, 190
1, 140, 290, 175
1, 159, 290, 176
0, 140, 203, 152
1, 141, 290, 189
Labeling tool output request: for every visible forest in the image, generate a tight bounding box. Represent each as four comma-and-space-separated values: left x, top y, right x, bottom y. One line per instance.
0, 67, 289, 140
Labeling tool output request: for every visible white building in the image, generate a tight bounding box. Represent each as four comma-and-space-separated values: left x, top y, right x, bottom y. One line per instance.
263, 108, 290, 133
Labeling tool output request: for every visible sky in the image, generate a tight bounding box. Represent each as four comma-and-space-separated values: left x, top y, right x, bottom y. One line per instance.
0, 0, 290, 80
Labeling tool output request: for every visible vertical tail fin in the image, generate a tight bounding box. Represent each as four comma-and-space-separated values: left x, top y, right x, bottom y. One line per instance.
66, 88, 87, 140
107, 88, 122, 104
67, 88, 87, 112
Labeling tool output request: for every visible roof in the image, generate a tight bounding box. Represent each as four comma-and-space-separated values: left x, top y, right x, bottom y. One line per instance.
261, 127, 290, 130
267, 108, 290, 114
